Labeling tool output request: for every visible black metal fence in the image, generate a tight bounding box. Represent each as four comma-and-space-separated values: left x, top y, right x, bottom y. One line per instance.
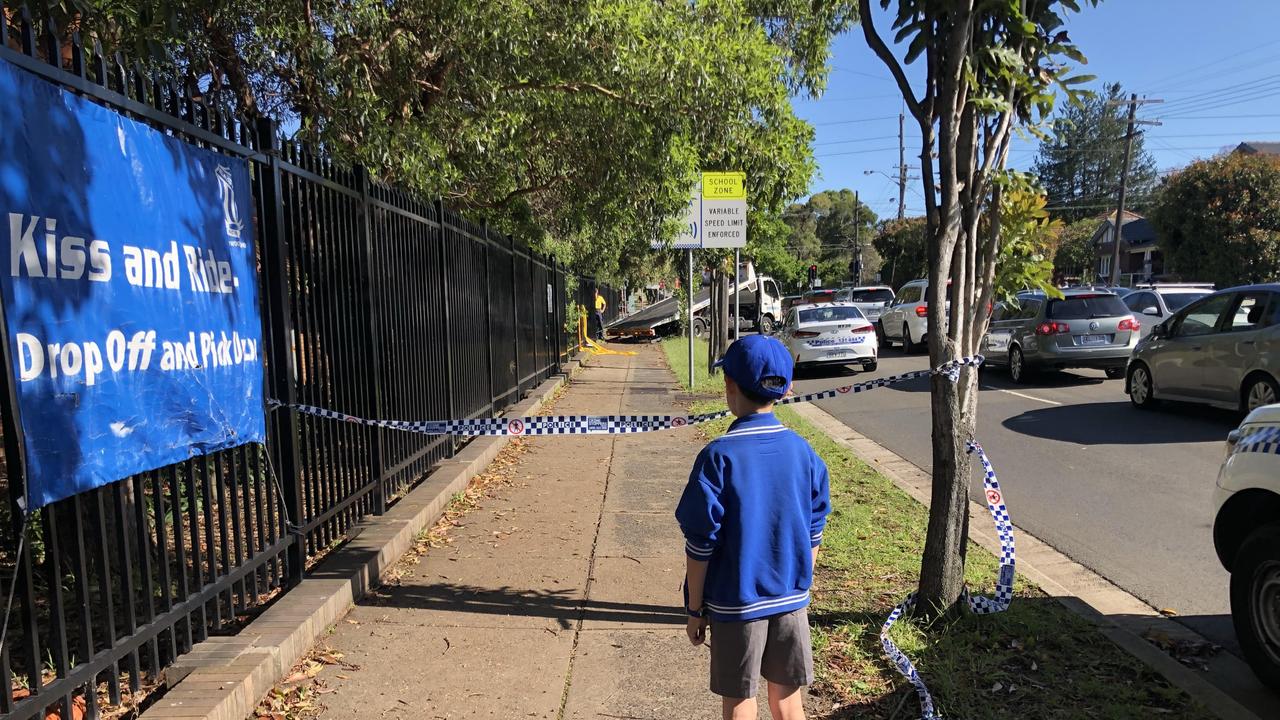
0, 11, 616, 720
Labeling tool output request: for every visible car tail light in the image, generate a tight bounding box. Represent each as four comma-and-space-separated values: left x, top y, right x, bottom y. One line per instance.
794, 330, 820, 338
1036, 321, 1071, 335
851, 325, 874, 334
1117, 316, 1141, 332
915, 305, 928, 317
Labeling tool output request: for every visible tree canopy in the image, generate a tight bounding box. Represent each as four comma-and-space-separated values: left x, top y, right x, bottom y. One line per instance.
777, 190, 880, 290
1052, 218, 1100, 283
1150, 153, 1280, 288
872, 216, 927, 290
54, 0, 857, 280
1032, 83, 1159, 223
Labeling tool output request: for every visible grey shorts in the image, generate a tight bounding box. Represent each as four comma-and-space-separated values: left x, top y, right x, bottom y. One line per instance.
709, 607, 814, 698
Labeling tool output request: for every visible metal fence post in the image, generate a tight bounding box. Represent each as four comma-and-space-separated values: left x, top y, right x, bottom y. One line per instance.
255, 117, 306, 587
435, 199, 457, 454
355, 167, 387, 514
482, 228, 496, 413
509, 233, 521, 397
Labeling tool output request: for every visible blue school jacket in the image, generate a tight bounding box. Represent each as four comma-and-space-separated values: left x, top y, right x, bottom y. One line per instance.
675, 412, 831, 622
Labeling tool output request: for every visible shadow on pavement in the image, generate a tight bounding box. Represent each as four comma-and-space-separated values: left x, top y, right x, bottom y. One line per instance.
361, 581, 685, 628
1002, 401, 1237, 445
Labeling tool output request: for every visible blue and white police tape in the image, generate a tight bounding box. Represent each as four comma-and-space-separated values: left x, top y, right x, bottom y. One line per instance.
268, 355, 986, 436
879, 440, 1016, 720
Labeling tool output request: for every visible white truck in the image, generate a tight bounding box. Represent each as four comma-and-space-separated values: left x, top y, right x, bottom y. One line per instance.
610, 262, 784, 339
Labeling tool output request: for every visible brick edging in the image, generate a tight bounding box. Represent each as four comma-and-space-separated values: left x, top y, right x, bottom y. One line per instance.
140, 360, 584, 720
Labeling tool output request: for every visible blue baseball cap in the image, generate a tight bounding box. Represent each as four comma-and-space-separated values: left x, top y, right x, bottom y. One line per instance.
713, 334, 793, 400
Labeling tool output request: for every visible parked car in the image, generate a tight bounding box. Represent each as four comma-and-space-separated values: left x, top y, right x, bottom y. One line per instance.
836, 285, 895, 325
1122, 284, 1214, 337
777, 302, 878, 372
981, 290, 1140, 382
1127, 284, 1280, 412
802, 288, 840, 305
878, 279, 949, 353
1213, 403, 1280, 690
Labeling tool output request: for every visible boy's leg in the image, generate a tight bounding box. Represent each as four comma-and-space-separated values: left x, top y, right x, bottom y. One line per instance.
759, 608, 814, 719
766, 682, 804, 720
723, 697, 757, 720
709, 620, 766, 715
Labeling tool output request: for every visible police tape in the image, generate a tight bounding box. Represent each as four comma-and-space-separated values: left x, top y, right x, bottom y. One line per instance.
267, 355, 986, 436
266, 352, 1009, 717
880, 440, 1015, 720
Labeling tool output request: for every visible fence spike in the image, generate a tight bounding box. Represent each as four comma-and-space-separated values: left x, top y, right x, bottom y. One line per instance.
19, 6, 35, 57
69, 31, 84, 78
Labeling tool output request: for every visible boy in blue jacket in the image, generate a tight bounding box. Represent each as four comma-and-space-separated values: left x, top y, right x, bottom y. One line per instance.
676, 334, 831, 720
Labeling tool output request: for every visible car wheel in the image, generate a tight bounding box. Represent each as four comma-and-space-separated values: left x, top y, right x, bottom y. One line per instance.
692, 318, 708, 340
758, 315, 776, 335
863, 360, 878, 373
1128, 363, 1158, 409
1230, 523, 1280, 692
1243, 374, 1280, 413
1008, 346, 1031, 384
1105, 367, 1125, 380
902, 324, 922, 354
875, 321, 887, 346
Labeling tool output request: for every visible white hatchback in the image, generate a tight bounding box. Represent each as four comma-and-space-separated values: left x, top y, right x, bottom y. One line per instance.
1214, 403, 1280, 691
777, 302, 878, 372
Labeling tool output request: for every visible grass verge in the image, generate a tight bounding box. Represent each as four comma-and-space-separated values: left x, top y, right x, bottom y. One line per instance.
660, 337, 1211, 719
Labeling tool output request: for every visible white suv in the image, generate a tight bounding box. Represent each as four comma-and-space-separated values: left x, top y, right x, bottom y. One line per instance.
878, 279, 947, 353
1214, 403, 1280, 690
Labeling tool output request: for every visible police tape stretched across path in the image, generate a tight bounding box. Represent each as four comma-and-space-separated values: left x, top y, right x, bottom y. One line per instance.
268, 347, 1014, 719
267, 355, 985, 437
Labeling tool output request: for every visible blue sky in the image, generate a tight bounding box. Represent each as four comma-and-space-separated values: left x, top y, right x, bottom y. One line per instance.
796, 0, 1280, 220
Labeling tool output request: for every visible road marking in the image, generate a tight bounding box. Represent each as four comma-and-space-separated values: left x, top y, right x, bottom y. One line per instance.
980, 385, 1063, 406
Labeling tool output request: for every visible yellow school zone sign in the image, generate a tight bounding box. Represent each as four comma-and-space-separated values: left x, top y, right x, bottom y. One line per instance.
701, 172, 746, 200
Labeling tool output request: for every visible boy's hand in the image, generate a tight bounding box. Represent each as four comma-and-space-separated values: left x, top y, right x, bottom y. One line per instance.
686, 615, 709, 646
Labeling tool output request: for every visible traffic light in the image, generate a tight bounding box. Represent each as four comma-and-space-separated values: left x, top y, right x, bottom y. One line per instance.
807, 264, 817, 286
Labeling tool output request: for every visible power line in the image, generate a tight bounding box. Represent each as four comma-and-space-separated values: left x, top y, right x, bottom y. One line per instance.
815, 146, 899, 158
813, 134, 900, 147
1141, 38, 1280, 91
813, 114, 898, 127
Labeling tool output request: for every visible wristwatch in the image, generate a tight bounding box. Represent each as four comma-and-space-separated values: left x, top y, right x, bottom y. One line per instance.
686, 605, 705, 618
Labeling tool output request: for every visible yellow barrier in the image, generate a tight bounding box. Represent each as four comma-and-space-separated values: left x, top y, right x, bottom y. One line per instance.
576, 308, 636, 356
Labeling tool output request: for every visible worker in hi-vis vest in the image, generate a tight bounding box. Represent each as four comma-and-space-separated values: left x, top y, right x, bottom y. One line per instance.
594, 289, 607, 341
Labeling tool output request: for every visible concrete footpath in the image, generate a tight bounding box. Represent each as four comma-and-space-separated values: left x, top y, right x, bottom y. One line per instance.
308, 346, 809, 719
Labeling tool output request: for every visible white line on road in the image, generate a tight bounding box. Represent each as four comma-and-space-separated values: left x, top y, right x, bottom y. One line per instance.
980, 385, 1063, 406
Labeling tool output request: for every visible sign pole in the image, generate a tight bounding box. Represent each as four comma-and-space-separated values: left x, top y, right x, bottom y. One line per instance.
733, 248, 741, 340
687, 249, 695, 389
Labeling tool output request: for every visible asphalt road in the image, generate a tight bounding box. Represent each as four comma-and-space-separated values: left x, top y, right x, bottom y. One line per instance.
791, 346, 1244, 654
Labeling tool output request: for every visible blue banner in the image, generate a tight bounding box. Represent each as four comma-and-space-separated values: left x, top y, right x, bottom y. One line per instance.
0, 58, 265, 509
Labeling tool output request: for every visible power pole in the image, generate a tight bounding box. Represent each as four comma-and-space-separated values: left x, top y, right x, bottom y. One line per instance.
854, 190, 863, 284
1110, 94, 1162, 286
897, 113, 907, 220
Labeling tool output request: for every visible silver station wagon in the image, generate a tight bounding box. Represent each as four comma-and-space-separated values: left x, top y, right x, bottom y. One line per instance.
982, 289, 1141, 383
1127, 284, 1280, 412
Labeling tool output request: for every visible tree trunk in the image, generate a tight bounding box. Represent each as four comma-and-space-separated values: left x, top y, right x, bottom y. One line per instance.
718, 270, 731, 357
707, 268, 718, 374
918, 368, 978, 612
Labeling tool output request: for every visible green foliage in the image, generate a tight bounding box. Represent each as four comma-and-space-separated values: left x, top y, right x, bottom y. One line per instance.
57, 0, 848, 280
746, 211, 807, 290
1052, 219, 1100, 282
871, 216, 926, 290
774, 189, 879, 291
1033, 83, 1159, 222
992, 185, 1062, 304
1150, 153, 1280, 287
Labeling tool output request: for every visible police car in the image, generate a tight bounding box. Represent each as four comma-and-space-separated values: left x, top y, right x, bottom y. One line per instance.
1214, 403, 1280, 690
776, 302, 878, 372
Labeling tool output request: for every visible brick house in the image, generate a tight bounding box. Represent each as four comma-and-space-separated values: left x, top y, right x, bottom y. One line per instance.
1092, 210, 1163, 285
